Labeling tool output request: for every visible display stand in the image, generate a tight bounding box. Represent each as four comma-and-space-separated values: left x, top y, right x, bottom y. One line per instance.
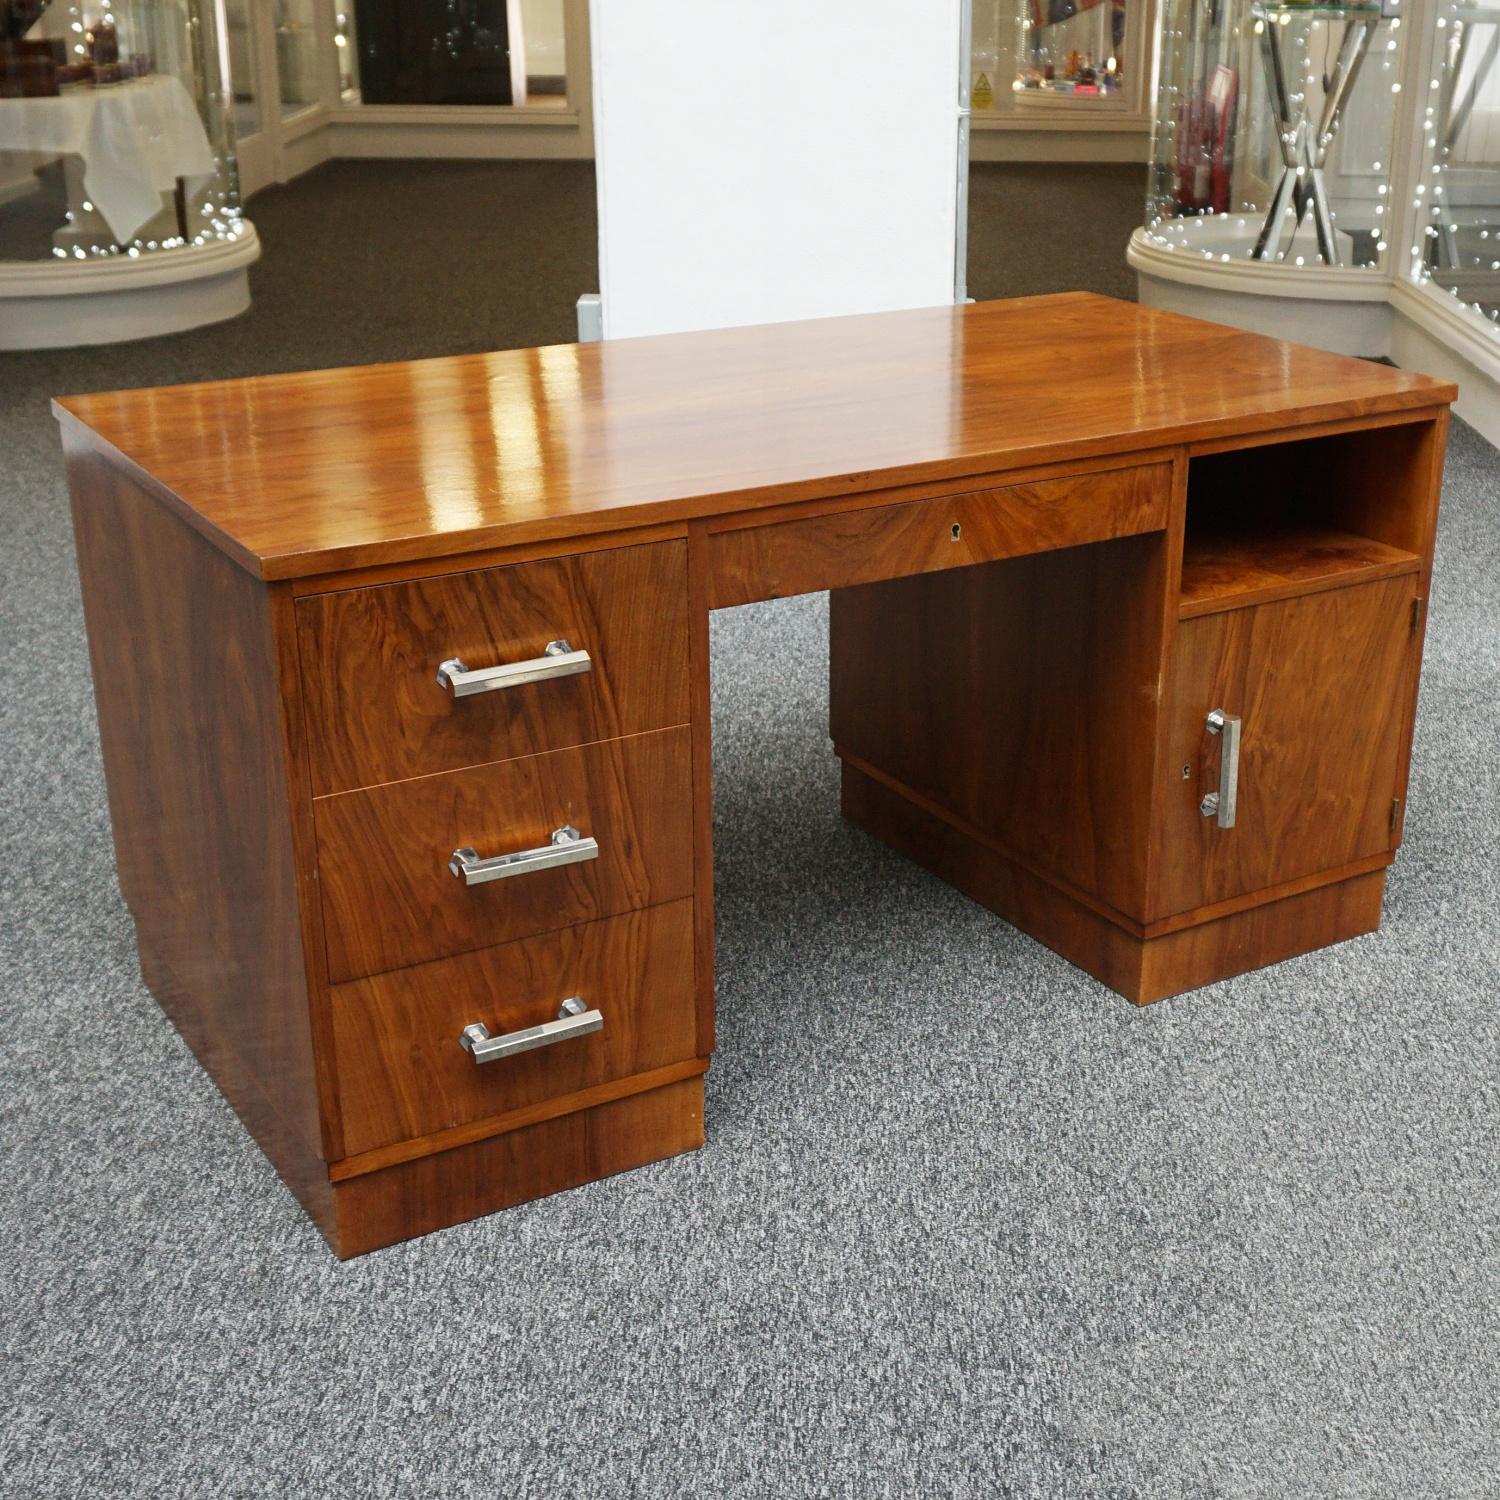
1250, 3, 1380, 264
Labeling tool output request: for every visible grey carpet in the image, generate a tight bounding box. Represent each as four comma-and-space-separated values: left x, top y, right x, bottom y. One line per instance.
1, 161, 1496, 1499
967, 161, 1144, 302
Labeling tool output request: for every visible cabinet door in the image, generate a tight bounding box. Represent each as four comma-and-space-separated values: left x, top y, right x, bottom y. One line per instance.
1153, 576, 1419, 919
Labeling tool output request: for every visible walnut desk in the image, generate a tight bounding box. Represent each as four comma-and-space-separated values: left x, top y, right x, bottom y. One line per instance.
55, 294, 1455, 1257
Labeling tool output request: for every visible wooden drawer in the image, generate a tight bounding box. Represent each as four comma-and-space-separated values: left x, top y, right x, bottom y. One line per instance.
330, 901, 698, 1158
315, 727, 694, 982
708, 462, 1170, 607
297, 541, 691, 796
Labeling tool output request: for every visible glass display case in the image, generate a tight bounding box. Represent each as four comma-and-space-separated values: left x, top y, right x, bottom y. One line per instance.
346, 0, 566, 107
334, 3, 356, 99
1410, 1, 1500, 326
0, 0, 243, 263
275, 0, 321, 117
223, 0, 260, 143
1016, 0, 1130, 100
971, 0, 1137, 109
1144, 0, 1407, 268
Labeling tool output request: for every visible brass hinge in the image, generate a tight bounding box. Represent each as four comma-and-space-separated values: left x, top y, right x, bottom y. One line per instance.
1390, 797, 1402, 832
1410, 596, 1424, 635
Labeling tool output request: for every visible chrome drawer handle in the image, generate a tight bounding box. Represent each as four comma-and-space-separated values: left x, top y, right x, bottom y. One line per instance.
436, 639, 591, 698
460, 997, 603, 1064
1200, 708, 1242, 830
449, 823, 599, 885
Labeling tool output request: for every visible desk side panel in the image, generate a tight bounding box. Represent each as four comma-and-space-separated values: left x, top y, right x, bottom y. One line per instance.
1378, 412, 1448, 845
66, 439, 334, 1241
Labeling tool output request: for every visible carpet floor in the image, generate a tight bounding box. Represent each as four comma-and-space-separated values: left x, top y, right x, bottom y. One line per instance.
1, 161, 1496, 1499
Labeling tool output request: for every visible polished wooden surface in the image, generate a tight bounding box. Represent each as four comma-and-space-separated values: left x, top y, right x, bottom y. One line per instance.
331, 1059, 709, 1182
686, 525, 718, 1055
66, 440, 335, 1235
709, 462, 1169, 608
1138, 872, 1388, 1002
331, 901, 698, 1156
1391, 415, 1449, 846
53, 294, 1454, 580
825, 396, 1444, 1005
1189, 415, 1445, 559
297, 540, 691, 795
314, 727, 694, 982
1153, 576, 1417, 918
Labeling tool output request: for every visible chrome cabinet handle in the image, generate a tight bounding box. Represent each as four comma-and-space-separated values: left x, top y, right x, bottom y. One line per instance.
449, 823, 599, 885
1200, 708, 1242, 829
459, 996, 603, 1064
436, 639, 591, 698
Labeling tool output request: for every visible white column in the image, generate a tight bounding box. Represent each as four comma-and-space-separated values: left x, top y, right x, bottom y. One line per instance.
588, 0, 966, 339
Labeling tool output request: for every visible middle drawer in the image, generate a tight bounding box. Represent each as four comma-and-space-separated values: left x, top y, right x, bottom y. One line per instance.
315, 726, 694, 983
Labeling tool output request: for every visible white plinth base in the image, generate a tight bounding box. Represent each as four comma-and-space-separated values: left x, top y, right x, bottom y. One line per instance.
1127, 225, 1392, 358
0, 222, 260, 350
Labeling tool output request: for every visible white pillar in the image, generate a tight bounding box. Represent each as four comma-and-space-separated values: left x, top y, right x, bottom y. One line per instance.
588, 0, 967, 340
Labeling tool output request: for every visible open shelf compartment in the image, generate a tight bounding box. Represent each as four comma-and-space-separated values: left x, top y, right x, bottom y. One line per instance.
1180, 421, 1428, 618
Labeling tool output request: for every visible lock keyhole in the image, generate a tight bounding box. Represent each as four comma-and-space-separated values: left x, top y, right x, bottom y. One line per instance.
950, 522, 962, 542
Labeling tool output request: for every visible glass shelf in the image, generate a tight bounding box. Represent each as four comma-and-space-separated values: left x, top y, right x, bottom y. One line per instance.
1251, 3, 1384, 17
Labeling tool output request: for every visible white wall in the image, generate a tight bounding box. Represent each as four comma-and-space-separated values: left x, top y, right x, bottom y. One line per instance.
590, 0, 964, 339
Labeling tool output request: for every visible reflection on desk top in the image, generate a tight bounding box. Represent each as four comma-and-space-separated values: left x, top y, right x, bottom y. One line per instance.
53, 292, 1455, 581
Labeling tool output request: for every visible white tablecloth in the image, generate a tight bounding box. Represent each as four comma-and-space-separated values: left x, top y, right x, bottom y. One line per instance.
0, 76, 216, 242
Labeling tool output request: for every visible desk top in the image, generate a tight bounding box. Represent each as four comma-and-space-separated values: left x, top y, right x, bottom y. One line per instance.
54, 293, 1455, 581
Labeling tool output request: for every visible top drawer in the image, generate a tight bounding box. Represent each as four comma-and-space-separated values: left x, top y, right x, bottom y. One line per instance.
296, 541, 691, 795
708, 462, 1171, 608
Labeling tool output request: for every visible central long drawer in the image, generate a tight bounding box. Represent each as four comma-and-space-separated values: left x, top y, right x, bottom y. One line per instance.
314, 727, 695, 982
708, 462, 1171, 608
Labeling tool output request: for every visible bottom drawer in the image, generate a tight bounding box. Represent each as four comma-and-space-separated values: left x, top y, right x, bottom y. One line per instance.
330, 900, 698, 1158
